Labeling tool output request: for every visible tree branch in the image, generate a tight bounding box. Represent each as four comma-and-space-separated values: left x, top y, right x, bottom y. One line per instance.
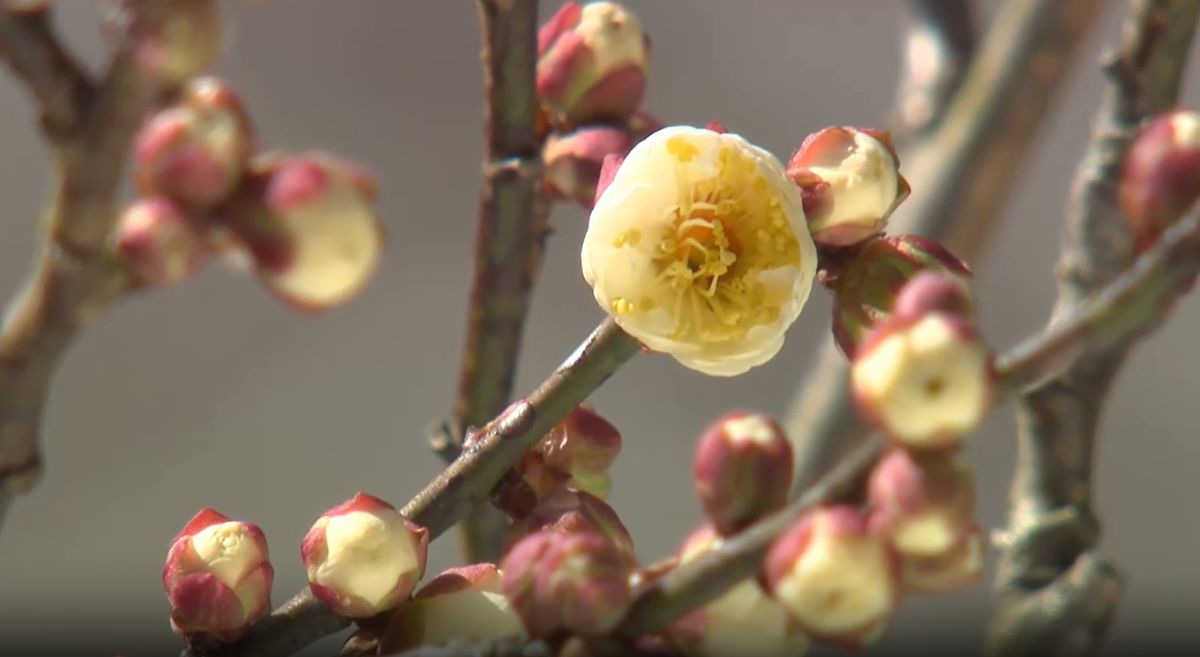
988, 2, 1200, 655
0, 8, 95, 142
0, 0, 174, 529
893, 0, 976, 138
204, 319, 640, 657
785, 0, 1105, 493
445, 0, 549, 565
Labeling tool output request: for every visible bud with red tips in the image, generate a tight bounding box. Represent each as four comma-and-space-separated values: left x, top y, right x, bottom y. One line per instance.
379, 564, 525, 653
867, 448, 975, 561
162, 508, 273, 642
851, 296, 994, 451
536, 406, 623, 498
509, 487, 636, 562
544, 126, 634, 208
900, 522, 985, 594
301, 493, 429, 618
131, 0, 222, 84
537, 1, 649, 125
786, 126, 910, 247
113, 197, 207, 289
134, 78, 254, 208
829, 235, 971, 358
764, 505, 899, 647
692, 411, 793, 535
500, 529, 633, 637
1119, 109, 1200, 253
219, 152, 385, 312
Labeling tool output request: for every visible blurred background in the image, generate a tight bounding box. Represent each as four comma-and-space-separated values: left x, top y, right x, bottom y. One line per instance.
2, 1, 1198, 655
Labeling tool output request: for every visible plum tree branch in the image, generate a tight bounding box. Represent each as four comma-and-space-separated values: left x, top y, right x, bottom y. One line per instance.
0, 8, 94, 142
893, 0, 976, 138
988, 2, 1200, 655
786, 0, 1106, 493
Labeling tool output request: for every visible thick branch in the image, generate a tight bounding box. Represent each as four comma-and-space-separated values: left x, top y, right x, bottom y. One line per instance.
0, 0, 173, 528
447, 0, 549, 564
0, 8, 95, 141
786, 0, 1105, 492
989, 2, 1200, 655
206, 320, 640, 657
893, 0, 976, 137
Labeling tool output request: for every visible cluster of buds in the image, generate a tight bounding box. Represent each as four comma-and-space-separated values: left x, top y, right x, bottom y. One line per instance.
113, 76, 385, 311
538, 2, 659, 208
500, 405, 622, 510
508, 487, 636, 563
1118, 109, 1200, 253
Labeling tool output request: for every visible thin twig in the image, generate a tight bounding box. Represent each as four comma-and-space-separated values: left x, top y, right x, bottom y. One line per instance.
785, 0, 1105, 493
446, 0, 549, 565
0, 0, 173, 529
988, 2, 1200, 655
0, 8, 95, 142
893, 0, 976, 138
205, 320, 640, 657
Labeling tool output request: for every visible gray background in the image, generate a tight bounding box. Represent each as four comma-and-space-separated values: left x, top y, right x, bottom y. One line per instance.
1, 1, 1198, 655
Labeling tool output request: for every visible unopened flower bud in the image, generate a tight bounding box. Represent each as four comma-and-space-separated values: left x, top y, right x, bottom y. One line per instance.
1119, 110, 1200, 253
764, 506, 898, 647
692, 412, 793, 535
223, 152, 385, 312
301, 492, 429, 618
113, 197, 207, 289
537, 406, 623, 498
162, 508, 273, 641
544, 126, 634, 208
786, 127, 910, 247
132, 0, 222, 84
890, 270, 974, 322
501, 529, 633, 637
134, 78, 254, 207
668, 526, 810, 657
900, 522, 985, 594
867, 448, 974, 560
852, 311, 995, 450
379, 564, 525, 653
509, 487, 636, 562
830, 235, 971, 357
537, 1, 649, 124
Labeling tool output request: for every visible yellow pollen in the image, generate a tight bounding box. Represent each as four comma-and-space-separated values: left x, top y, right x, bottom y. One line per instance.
667, 136, 699, 163
612, 229, 641, 248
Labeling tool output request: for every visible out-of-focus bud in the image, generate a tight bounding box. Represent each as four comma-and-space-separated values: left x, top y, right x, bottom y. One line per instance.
509, 487, 636, 563
544, 126, 634, 208
900, 522, 985, 594
379, 564, 525, 653
830, 235, 971, 358
627, 110, 665, 141
890, 270, 974, 322
692, 411, 793, 536
1119, 110, 1200, 253
537, 406, 623, 498
132, 0, 222, 84
133, 78, 254, 208
666, 526, 810, 657
113, 197, 207, 289
500, 529, 633, 637
162, 508, 273, 641
786, 127, 910, 247
866, 448, 974, 561
2, 0, 53, 13
851, 309, 994, 451
764, 505, 898, 647
222, 152, 385, 312
301, 493, 429, 618
537, 1, 649, 124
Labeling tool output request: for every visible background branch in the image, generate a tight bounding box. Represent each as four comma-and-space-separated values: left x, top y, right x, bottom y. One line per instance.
786, 0, 1105, 492
0, 9, 94, 142
893, 0, 976, 138
988, 2, 1200, 655
443, 0, 549, 564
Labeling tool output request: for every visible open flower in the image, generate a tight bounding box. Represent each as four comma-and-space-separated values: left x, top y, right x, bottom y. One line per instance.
582, 126, 817, 376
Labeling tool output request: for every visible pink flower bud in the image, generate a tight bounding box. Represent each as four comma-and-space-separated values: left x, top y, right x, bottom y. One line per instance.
501, 529, 633, 637
890, 270, 974, 322
830, 235, 971, 357
537, 406, 623, 497
132, 0, 222, 84
544, 126, 634, 208
667, 526, 810, 657
866, 448, 975, 560
764, 506, 899, 647
851, 311, 995, 450
133, 78, 254, 208
900, 522, 986, 595
301, 493, 429, 619
379, 564, 525, 653
221, 152, 386, 312
162, 508, 273, 642
537, 2, 649, 124
786, 127, 910, 247
509, 487, 636, 563
113, 197, 207, 289
692, 411, 793, 535
1119, 110, 1200, 253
